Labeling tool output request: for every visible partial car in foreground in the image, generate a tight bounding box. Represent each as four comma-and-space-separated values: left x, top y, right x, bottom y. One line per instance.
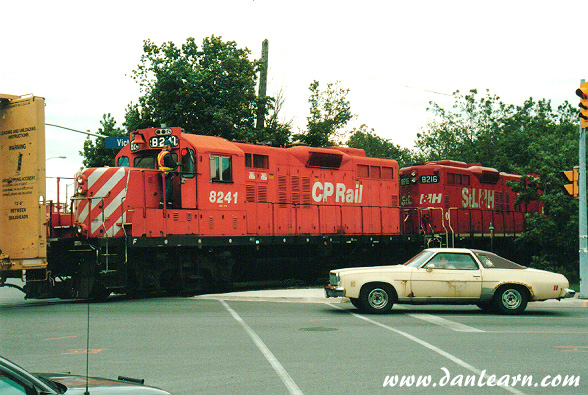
325, 248, 574, 314
0, 355, 170, 394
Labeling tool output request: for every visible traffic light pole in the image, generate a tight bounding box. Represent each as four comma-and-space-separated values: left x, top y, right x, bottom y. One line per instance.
580, 80, 588, 299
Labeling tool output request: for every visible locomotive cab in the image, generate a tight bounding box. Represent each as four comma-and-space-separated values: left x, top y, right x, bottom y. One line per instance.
115, 127, 191, 210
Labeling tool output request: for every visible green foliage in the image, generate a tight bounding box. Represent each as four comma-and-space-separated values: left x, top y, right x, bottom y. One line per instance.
295, 80, 353, 147
126, 36, 290, 143
253, 90, 292, 147
80, 114, 126, 167
346, 124, 415, 168
418, 89, 580, 280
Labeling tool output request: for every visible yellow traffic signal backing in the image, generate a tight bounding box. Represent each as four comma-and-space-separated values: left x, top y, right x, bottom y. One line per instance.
563, 168, 579, 197
576, 82, 588, 128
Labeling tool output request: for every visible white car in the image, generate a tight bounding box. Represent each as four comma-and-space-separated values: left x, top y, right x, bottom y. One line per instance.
325, 248, 575, 314
0, 355, 170, 394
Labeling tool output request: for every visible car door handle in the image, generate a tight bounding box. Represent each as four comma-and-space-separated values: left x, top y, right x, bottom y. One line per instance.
472, 275, 481, 278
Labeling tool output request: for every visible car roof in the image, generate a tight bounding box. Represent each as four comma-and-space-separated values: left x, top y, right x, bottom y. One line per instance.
423, 248, 482, 253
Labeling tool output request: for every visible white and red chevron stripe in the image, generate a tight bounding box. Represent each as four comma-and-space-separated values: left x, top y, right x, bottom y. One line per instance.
75, 168, 129, 238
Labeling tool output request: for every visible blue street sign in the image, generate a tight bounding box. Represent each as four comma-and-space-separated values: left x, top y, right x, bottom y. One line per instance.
105, 136, 130, 149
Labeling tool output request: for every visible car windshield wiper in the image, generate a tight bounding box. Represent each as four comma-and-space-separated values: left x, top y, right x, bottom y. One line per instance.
35, 374, 67, 394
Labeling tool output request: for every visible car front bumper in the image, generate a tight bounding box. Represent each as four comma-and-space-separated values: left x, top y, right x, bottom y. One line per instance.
324, 285, 345, 298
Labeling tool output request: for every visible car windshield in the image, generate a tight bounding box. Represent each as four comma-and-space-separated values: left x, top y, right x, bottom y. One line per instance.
404, 250, 436, 268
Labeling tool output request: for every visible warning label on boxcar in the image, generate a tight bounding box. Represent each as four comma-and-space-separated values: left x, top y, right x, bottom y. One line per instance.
0, 95, 46, 261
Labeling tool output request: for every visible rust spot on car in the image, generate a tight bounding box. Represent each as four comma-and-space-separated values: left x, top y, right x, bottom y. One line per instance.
446, 281, 466, 296
407, 291, 414, 297
400, 280, 408, 294
495, 281, 535, 297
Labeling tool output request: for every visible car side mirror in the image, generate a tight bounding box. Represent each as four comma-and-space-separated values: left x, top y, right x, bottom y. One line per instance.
426, 264, 435, 272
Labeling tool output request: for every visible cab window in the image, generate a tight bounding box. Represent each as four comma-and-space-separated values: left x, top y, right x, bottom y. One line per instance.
245, 153, 269, 169
134, 153, 178, 169
181, 148, 195, 179
134, 155, 155, 169
117, 156, 129, 167
210, 155, 232, 182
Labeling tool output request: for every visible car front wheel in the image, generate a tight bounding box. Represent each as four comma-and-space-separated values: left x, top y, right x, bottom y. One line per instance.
349, 297, 361, 309
359, 283, 395, 314
493, 285, 528, 315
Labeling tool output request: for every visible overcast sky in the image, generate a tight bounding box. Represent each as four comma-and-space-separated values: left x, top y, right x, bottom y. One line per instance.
2, 0, 586, 198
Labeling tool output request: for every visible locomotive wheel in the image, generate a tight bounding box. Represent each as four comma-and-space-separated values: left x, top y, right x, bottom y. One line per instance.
88, 282, 111, 301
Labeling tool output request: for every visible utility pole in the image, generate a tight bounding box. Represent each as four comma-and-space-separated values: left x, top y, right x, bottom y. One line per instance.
256, 39, 269, 130
576, 80, 588, 298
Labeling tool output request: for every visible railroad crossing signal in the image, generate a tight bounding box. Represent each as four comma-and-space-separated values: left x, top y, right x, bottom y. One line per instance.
563, 167, 579, 197
576, 82, 588, 128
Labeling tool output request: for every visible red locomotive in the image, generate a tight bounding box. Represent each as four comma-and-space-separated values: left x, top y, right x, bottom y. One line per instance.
23, 129, 541, 299
73, 126, 401, 239
34, 127, 402, 298
399, 160, 542, 247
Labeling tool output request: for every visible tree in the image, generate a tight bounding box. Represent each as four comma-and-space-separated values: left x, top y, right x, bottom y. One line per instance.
507, 101, 579, 280
257, 88, 293, 147
418, 89, 580, 280
126, 36, 282, 143
416, 89, 512, 165
80, 114, 126, 167
346, 124, 414, 168
295, 80, 354, 147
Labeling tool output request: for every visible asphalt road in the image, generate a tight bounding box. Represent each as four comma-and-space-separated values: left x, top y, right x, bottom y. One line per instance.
1, 287, 587, 395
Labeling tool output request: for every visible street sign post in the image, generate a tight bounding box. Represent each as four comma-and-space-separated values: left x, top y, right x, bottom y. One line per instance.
577, 80, 588, 299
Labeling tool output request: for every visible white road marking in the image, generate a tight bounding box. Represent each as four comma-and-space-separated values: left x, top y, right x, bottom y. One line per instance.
221, 300, 304, 395
406, 313, 486, 332
327, 303, 524, 395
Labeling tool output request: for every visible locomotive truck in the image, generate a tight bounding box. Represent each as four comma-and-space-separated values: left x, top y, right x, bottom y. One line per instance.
4, 125, 542, 299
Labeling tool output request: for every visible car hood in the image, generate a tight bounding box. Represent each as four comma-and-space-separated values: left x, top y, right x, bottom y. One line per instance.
36, 373, 170, 394
333, 264, 409, 276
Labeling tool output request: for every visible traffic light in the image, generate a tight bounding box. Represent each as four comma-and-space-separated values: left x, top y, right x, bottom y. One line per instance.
576, 82, 588, 128
563, 167, 579, 197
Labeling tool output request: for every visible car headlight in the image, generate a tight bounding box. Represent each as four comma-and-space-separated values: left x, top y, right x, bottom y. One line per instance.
329, 272, 340, 286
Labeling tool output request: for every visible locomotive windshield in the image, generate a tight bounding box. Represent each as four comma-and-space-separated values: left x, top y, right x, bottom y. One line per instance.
133, 153, 178, 169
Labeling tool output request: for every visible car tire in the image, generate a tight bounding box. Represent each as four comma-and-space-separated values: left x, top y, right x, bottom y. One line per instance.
349, 297, 361, 309
476, 302, 494, 312
493, 285, 528, 315
359, 283, 395, 314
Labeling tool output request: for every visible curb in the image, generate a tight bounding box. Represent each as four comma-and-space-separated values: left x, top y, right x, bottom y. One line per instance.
194, 289, 588, 307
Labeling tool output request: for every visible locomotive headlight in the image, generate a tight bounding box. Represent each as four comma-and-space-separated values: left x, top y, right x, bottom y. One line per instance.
76, 224, 87, 235
411, 177, 417, 184
76, 175, 88, 195
410, 170, 417, 177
